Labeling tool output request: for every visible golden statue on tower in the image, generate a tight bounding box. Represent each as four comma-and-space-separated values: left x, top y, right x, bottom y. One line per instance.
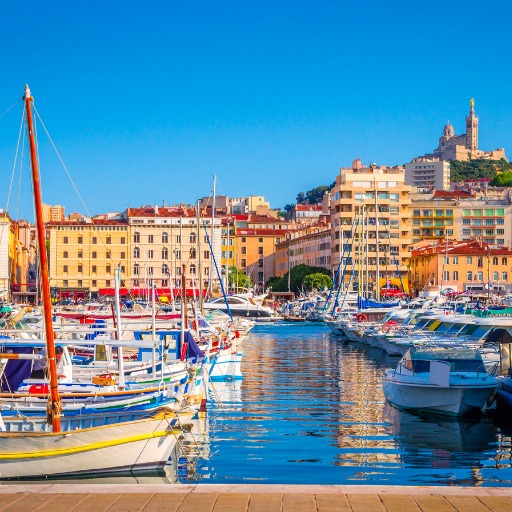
471, 98, 474, 109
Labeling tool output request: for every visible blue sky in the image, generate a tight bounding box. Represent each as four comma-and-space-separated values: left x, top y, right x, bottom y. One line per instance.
1, 0, 511, 220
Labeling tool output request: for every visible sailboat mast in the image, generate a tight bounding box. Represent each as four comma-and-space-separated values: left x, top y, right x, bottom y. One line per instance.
374, 180, 380, 302
24, 84, 61, 432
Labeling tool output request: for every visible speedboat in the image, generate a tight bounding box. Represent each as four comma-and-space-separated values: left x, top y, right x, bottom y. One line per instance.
382, 346, 498, 416
203, 295, 276, 320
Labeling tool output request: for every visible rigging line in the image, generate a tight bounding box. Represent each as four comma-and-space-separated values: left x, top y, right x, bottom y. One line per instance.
6, 107, 25, 214
0, 98, 23, 122
16, 115, 27, 222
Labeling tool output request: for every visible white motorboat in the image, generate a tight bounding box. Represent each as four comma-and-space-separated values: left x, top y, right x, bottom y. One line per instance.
382, 346, 498, 416
203, 295, 276, 320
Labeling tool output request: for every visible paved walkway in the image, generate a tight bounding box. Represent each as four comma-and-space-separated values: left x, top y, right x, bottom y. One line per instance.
1, 484, 512, 511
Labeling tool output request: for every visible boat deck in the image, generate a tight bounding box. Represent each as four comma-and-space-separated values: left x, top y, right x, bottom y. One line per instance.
1, 484, 512, 511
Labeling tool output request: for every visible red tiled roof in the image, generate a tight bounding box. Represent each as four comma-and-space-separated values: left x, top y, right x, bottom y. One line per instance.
295, 205, 322, 211
248, 214, 288, 223
48, 219, 128, 226
433, 190, 475, 198
411, 240, 512, 257
127, 207, 194, 217
237, 229, 294, 236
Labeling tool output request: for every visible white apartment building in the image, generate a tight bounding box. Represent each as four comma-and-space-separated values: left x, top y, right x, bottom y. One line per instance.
405, 158, 450, 191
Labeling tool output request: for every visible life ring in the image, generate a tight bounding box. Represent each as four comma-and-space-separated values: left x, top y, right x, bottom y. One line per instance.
356, 313, 367, 322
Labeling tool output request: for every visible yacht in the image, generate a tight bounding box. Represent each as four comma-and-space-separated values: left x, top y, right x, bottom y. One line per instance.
203, 295, 276, 320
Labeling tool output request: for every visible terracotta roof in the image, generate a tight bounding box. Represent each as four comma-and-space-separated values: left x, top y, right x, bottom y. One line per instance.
411, 240, 512, 257
295, 205, 322, 211
127, 207, 194, 218
237, 229, 294, 236
248, 215, 289, 224
433, 190, 475, 198
48, 219, 128, 226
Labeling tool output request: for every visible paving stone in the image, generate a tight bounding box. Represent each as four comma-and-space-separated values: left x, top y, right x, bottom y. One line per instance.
282, 493, 316, 511
213, 493, 250, 512
0, 494, 26, 511
248, 493, 281, 512
177, 492, 218, 512
142, 494, 188, 512
73, 494, 122, 512
412, 495, 456, 512
35, 493, 90, 512
108, 494, 155, 511
315, 493, 351, 511
347, 494, 386, 512
478, 496, 512, 512
446, 496, 492, 512
1, 493, 58, 512
379, 494, 420, 512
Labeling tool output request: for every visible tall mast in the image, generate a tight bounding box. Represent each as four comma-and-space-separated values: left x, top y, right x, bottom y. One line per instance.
24, 84, 61, 432
374, 180, 380, 302
210, 176, 216, 292
197, 200, 203, 314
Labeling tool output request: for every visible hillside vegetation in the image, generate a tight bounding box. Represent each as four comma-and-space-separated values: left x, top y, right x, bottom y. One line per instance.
450, 159, 512, 182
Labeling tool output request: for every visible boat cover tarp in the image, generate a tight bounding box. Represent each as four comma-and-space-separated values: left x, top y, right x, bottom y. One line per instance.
409, 346, 482, 361
359, 298, 401, 309
484, 328, 512, 346
186, 331, 205, 359
0, 345, 34, 392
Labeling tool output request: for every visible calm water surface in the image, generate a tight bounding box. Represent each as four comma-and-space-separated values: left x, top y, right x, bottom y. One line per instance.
187, 323, 512, 486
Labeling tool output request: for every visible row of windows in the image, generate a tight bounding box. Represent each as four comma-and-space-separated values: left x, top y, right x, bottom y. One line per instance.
57, 226, 128, 231
63, 236, 126, 245
462, 218, 504, 225
462, 209, 505, 217
133, 248, 210, 260
62, 251, 124, 259
133, 264, 209, 276
413, 210, 454, 217
62, 264, 122, 274
459, 271, 509, 282
462, 229, 504, 236
442, 256, 509, 266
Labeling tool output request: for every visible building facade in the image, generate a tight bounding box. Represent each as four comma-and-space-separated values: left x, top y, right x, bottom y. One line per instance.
405, 158, 450, 191
330, 162, 412, 295
409, 240, 512, 295
42, 204, 65, 223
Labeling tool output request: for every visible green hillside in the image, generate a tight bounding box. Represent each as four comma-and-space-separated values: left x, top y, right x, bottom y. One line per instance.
450, 159, 512, 182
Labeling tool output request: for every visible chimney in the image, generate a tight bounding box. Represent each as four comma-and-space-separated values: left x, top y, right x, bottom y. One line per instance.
154, 205, 159, 215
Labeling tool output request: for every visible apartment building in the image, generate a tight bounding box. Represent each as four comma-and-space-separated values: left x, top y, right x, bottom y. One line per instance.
410, 198, 458, 243
405, 157, 450, 191
409, 240, 512, 295
48, 219, 130, 300
118, 206, 222, 291
330, 161, 412, 296
42, 204, 65, 223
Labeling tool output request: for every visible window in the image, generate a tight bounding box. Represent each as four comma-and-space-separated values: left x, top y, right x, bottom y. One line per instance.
258, 272, 264, 282
276, 238, 281, 243
190, 248, 196, 259
485, 209, 494, 216
106, 236, 111, 244
162, 232, 168, 243
176, 266, 181, 276
473, 229, 482, 236
443, 257, 449, 264
190, 264, 196, 275
258, 247, 264, 255
148, 250, 153, 259
121, 237, 126, 244
106, 265, 111, 273
78, 250, 83, 258
78, 236, 83, 244
121, 252, 125, 259
497, 208, 505, 216
134, 247, 140, 258
444, 271, 449, 280
204, 251, 209, 259
63, 265, 68, 273
413, 210, 420, 217
63, 236, 68, 244
106, 280, 110, 287
121, 280, 125, 287
503, 272, 508, 281
493, 271, 499, 281
493, 257, 499, 265
190, 232, 196, 244
463, 219, 471, 225
258, 238, 263, 243
106, 251, 111, 259
92, 265, 97, 273
447, 229, 453, 235
413, 229, 420, 235
453, 271, 459, 281
473, 210, 483, 216
453, 257, 458, 264
148, 234, 153, 243
241, 246, 247, 254
463, 209, 471, 217
497, 219, 505, 225
204, 267, 209, 276
466, 257, 473, 264
498, 229, 505, 235
162, 248, 168, 259
134, 232, 140, 243
78, 280, 83, 287
204, 236, 208, 243
486, 219, 494, 226
477, 271, 484, 281
174, 250, 181, 259
435, 210, 444, 217
148, 267, 153, 275
486, 230, 494, 236
92, 251, 97, 259
63, 251, 68, 258
477, 257, 483, 268
162, 264, 169, 275
162, 279, 168, 286
446, 210, 453, 216
63, 280, 68, 287
242, 237, 246, 243
133, 264, 139, 275
92, 237, 97, 244
92, 280, 97, 287
473, 219, 482, 226
467, 271, 473, 281
242, 259, 247, 267
176, 235, 181, 243
503, 258, 508, 265
258, 259, 263, 267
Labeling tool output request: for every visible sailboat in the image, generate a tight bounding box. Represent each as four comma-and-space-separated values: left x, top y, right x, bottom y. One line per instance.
0, 85, 184, 479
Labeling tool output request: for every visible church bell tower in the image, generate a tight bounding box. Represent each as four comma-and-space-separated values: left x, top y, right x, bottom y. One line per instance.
465, 98, 478, 151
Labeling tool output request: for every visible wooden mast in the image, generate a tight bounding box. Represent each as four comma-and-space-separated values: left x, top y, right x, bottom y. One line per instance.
24, 85, 61, 432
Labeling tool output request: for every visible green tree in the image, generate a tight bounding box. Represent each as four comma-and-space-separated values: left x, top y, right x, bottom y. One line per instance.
265, 264, 332, 293
303, 273, 332, 291
296, 192, 306, 203
228, 266, 252, 289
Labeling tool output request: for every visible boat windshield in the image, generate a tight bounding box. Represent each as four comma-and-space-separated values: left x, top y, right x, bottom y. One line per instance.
414, 318, 433, 330
444, 323, 465, 335
467, 325, 493, 340
404, 347, 484, 373
432, 322, 454, 333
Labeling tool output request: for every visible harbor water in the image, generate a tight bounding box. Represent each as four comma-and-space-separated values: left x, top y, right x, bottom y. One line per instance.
185, 323, 512, 486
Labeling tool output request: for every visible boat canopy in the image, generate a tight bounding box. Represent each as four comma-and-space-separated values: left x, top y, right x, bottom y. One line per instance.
408, 347, 482, 361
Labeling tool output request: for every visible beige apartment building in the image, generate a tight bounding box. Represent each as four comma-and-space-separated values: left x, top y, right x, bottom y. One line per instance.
116, 206, 222, 291
48, 219, 130, 300
42, 204, 65, 223
330, 161, 412, 295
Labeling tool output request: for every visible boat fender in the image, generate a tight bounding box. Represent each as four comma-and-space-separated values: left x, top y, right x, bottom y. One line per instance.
29, 384, 49, 395
487, 387, 498, 408
234, 330, 240, 338
356, 314, 367, 322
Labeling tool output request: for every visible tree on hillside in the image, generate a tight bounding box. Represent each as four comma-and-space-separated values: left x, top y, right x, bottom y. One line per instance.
229, 266, 252, 290
265, 264, 331, 293
490, 171, 512, 187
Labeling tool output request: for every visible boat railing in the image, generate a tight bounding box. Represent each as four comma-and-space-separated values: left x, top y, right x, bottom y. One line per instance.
395, 358, 498, 378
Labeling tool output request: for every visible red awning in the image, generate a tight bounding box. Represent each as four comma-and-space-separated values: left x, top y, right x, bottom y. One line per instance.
98, 288, 206, 297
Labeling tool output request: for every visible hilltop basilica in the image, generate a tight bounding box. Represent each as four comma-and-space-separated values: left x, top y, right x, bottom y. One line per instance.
422, 99, 506, 162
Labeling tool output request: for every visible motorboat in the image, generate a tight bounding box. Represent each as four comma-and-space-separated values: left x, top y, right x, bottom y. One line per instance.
382, 346, 498, 416
203, 295, 275, 320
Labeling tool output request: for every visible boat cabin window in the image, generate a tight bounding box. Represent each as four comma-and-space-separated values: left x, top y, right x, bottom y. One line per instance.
459, 323, 479, 336
468, 325, 493, 340
226, 298, 243, 304
432, 322, 453, 333
414, 318, 432, 330
444, 323, 465, 334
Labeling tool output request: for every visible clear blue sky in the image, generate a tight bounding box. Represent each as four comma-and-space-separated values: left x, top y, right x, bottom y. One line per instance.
1, 0, 511, 220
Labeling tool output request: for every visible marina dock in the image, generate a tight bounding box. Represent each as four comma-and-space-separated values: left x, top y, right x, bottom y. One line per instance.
1, 484, 512, 511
